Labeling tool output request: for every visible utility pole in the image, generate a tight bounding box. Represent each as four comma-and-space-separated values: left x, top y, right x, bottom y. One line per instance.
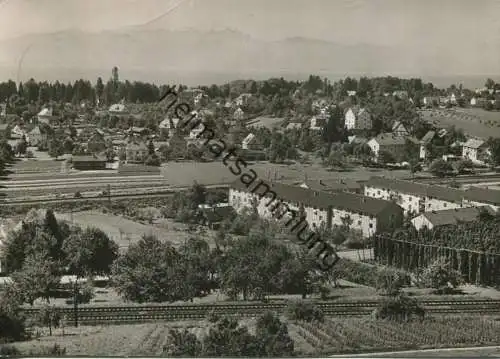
73, 280, 78, 327
107, 184, 111, 206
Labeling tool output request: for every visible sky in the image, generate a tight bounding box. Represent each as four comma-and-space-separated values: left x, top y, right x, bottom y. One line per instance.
1, 0, 499, 47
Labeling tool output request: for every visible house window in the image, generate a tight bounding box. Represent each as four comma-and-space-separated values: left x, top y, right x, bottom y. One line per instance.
377, 190, 381, 195
443, 203, 447, 208
369, 223, 373, 228
357, 220, 361, 225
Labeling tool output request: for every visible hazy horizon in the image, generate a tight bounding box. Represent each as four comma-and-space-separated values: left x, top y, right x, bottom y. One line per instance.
1, 0, 499, 87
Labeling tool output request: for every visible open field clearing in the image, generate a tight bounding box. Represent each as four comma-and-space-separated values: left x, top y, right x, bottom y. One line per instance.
7, 316, 500, 356
55, 210, 212, 249
419, 108, 500, 139
159, 162, 412, 186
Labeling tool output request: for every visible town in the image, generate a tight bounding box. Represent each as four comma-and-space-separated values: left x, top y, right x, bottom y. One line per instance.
0, 69, 499, 357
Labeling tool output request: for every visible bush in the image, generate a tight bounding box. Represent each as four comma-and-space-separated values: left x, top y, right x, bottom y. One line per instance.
77, 283, 94, 304
0, 311, 26, 343
375, 269, 407, 296
420, 257, 463, 293
29, 344, 66, 356
286, 301, 324, 322
0, 345, 20, 356
372, 294, 425, 322
74, 191, 82, 198
332, 259, 411, 288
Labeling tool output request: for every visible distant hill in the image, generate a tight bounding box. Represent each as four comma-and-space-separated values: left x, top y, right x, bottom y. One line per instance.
0, 28, 498, 86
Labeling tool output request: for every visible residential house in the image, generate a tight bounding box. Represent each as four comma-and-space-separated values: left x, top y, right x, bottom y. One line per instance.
463, 187, 500, 211
127, 126, 149, 137
347, 90, 357, 97
367, 133, 407, 162
449, 93, 457, 105
0, 124, 9, 139
347, 135, 368, 145
194, 92, 208, 106
0, 103, 6, 117
286, 122, 302, 130
242, 133, 264, 150
229, 180, 403, 238
235, 93, 253, 107
392, 90, 409, 100
391, 121, 409, 137
108, 103, 128, 115
470, 97, 488, 107
87, 132, 107, 154
419, 130, 435, 160
125, 141, 149, 163
344, 107, 372, 131
233, 107, 245, 121
10, 124, 27, 140
363, 177, 469, 215
70, 155, 107, 171
28, 125, 49, 147
310, 112, 328, 131
198, 203, 233, 229
423, 96, 439, 107
411, 206, 493, 231
159, 117, 180, 137
462, 138, 490, 163
37, 108, 58, 125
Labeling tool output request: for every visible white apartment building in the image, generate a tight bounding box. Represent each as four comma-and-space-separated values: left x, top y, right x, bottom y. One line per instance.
229, 180, 403, 238
344, 107, 372, 131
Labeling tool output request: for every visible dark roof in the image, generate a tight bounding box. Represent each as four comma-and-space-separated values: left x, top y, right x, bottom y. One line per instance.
200, 206, 233, 223
365, 177, 464, 203
302, 179, 361, 193
420, 131, 436, 144
419, 206, 494, 227
372, 133, 407, 146
230, 179, 400, 216
464, 187, 500, 206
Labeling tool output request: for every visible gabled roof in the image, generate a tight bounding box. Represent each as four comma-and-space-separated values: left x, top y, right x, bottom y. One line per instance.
370, 133, 407, 146
463, 138, 486, 149
231, 179, 400, 216
418, 206, 494, 227
109, 104, 127, 113
364, 177, 464, 203
301, 179, 361, 193
392, 121, 408, 132
126, 141, 148, 151
420, 131, 436, 144
38, 108, 52, 117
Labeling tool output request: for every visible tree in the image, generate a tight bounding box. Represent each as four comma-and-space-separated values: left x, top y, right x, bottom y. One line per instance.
485, 78, 496, 90
111, 235, 187, 302
63, 227, 118, 278
36, 305, 61, 336
11, 251, 61, 305
15, 136, 27, 156
429, 159, 454, 178
255, 312, 294, 357
48, 138, 64, 159
163, 329, 202, 357
202, 317, 259, 357
487, 137, 500, 167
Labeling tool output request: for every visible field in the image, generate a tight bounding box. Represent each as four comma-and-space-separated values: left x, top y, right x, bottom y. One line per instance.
159, 161, 412, 187
8, 316, 500, 356
55, 210, 212, 249
419, 108, 500, 139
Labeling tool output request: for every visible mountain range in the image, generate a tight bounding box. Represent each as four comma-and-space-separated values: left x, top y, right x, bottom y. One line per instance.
0, 28, 496, 87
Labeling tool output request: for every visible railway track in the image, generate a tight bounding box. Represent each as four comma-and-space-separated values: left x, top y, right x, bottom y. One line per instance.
21, 299, 500, 325
0, 184, 229, 206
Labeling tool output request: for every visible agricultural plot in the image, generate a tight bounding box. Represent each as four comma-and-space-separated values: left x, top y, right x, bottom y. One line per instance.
55, 210, 209, 249
291, 316, 500, 355
419, 108, 500, 139
9, 317, 500, 356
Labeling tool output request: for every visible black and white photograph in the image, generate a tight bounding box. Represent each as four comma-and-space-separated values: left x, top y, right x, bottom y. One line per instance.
0, 0, 500, 357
